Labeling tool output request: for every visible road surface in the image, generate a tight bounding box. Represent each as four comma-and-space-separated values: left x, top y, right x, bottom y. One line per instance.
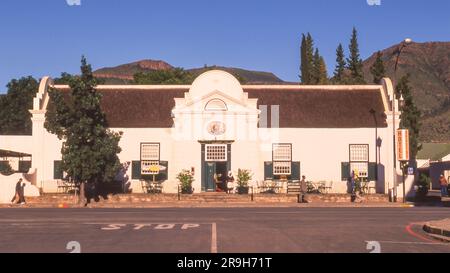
0, 207, 449, 253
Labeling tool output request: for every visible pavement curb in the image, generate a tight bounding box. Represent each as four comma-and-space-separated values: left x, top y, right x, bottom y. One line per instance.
423, 220, 450, 242
1, 202, 416, 209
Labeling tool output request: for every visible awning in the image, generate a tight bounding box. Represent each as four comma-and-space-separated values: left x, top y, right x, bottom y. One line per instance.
0, 149, 31, 158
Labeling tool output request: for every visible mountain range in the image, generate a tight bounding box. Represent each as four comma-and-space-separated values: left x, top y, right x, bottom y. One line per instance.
92, 41, 450, 142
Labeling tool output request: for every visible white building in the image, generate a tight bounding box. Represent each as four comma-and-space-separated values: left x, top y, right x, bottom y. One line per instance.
1, 70, 409, 195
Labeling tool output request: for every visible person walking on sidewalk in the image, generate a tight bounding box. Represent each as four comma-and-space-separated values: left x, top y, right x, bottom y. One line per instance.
299, 175, 309, 203
11, 178, 26, 205
439, 174, 448, 197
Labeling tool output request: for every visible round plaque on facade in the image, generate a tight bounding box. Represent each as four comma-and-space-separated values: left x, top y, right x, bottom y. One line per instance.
208, 121, 226, 136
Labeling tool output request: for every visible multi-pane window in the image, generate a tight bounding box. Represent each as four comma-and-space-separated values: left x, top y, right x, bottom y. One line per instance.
141, 143, 160, 175
205, 144, 227, 162
349, 144, 369, 178
273, 143, 292, 175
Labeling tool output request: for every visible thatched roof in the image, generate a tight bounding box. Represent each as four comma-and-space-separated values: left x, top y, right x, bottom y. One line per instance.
51, 86, 387, 128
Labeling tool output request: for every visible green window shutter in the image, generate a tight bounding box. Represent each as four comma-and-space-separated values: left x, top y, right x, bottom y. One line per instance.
291, 162, 300, 180
131, 161, 141, 180
368, 162, 377, 181
156, 161, 168, 181
264, 161, 273, 180
53, 160, 63, 179
341, 162, 350, 181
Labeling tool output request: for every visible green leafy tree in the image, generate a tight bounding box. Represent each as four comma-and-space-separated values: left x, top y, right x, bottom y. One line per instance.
396, 74, 422, 160
346, 27, 366, 84
0, 76, 39, 135
300, 33, 315, 84
133, 68, 194, 84
44, 56, 122, 205
332, 43, 346, 84
54, 72, 105, 85
370, 51, 386, 84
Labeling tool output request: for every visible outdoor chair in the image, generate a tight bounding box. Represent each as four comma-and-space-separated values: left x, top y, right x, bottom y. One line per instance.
56, 179, 69, 193
367, 181, 376, 194
319, 181, 333, 194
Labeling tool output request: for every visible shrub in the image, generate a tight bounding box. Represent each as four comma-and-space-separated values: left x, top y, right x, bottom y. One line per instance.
177, 169, 194, 193
236, 169, 252, 188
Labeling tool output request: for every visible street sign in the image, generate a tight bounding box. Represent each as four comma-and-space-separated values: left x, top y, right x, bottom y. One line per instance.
396, 129, 410, 161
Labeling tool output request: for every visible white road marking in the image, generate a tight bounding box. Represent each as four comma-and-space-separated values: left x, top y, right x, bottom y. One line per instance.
181, 224, 200, 229
376, 240, 449, 246
101, 224, 126, 230
154, 224, 175, 229
211, 222, 217, 253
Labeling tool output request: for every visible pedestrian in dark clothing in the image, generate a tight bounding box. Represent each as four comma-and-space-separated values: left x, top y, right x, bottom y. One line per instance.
11, 178, 26, 204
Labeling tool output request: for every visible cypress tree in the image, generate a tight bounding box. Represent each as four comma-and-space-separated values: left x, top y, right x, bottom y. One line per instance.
312, 49, 328, 84
346, 27, 366, 84
300, 33, 315, 84
318, 56, 329, 84
370, 51, 386, 84
333, 43, 346, 84
397, 74, 422, 160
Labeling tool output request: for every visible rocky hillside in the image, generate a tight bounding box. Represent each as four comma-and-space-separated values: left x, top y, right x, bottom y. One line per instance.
93, 60, 284, 85
93, 60, 173, 84
363, 42, 450, 142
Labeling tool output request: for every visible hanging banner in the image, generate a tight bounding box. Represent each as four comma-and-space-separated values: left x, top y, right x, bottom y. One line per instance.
397, 129, 410, 161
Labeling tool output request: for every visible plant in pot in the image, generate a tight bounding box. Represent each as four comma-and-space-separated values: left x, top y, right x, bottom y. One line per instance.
236, 169, 252, 194
177, 169, 194, 194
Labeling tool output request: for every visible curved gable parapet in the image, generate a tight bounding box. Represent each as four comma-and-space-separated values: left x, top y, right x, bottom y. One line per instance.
33, 76, 53, 111
187, 70, 244, 103
381, 77, 394, 112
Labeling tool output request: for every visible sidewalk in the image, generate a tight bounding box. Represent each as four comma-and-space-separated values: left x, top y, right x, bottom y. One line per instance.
423, 218, 450, 243
0, 193, 424, 209
0, 201, 415, 209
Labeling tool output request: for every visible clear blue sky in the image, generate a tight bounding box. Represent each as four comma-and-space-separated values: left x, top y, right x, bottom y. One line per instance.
1, 0, 449, 92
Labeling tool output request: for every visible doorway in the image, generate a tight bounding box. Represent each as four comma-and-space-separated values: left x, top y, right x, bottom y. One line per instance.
201, 143, 231, 192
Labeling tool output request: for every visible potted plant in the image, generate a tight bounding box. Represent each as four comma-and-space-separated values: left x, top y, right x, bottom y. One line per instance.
236, 169, 252, 194
177, 169, 194, 194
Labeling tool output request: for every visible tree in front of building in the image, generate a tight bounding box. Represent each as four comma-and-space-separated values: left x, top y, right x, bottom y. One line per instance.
396, 74, 422, 160
44, 56, 122, 205
0, 76, 39, 135
346, 27, 366, 84
370, 51, 386, 84
332, 43, 347, 84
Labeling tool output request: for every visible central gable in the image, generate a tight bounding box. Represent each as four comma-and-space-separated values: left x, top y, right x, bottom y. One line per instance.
187, 70, 246, 103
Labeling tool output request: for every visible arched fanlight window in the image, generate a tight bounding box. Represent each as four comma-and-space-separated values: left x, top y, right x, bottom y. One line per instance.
205, 98, 228, 111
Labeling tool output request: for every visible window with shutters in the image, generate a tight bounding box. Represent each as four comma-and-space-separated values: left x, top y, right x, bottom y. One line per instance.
205, 144, 227, 162
272, 143, 292, 175
140, 143, 160, 175
349, 144, 369, 178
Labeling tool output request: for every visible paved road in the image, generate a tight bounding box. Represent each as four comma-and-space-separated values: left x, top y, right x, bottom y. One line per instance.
0, 207, 449, 253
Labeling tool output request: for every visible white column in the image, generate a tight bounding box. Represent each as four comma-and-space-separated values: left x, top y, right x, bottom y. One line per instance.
30, 111, 46, 188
